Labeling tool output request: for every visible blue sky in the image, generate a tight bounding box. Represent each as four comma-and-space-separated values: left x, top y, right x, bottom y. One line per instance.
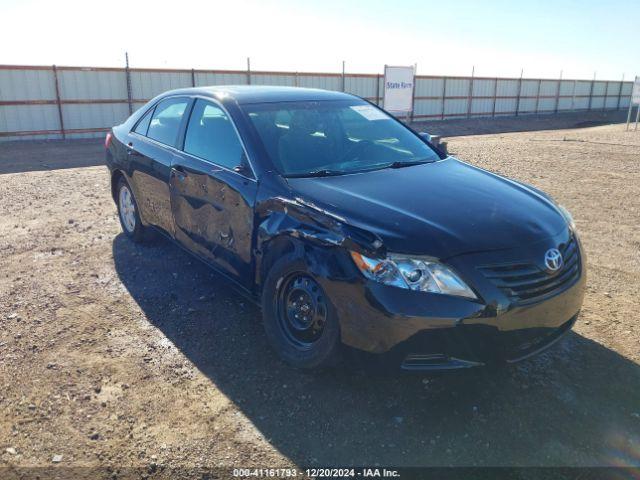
1, 0, 638, 80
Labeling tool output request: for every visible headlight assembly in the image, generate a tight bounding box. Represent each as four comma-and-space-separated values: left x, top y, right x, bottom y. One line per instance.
350, 251, 477, 299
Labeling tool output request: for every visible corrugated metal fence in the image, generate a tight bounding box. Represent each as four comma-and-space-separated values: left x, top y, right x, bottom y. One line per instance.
0, 64, 633, 141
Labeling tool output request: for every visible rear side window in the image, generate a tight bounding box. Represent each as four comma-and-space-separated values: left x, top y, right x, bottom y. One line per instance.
147, 97, 189, 146
133, 108, 153, 135
183, 99, 244, 170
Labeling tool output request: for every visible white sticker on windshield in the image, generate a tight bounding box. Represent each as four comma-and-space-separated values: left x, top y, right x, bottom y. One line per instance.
350, 105, 389, 121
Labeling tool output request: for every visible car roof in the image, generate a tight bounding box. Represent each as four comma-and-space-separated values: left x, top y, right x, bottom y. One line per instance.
161, 85, 359, 104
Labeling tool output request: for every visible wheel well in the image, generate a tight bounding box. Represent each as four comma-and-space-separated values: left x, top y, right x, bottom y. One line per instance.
110, 170, 124, 202
259, 236, 297, 286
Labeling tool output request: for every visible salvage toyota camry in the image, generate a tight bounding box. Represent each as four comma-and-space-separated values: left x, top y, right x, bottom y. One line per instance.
105, 86, 585, 371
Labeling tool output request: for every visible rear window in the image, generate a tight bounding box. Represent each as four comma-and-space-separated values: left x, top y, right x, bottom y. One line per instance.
146, 97, 189, 146
133, 108, 153, 136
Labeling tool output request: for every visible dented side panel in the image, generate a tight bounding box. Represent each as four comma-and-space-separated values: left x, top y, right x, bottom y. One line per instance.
255, 193, 386, 257
170, 151, 258, 289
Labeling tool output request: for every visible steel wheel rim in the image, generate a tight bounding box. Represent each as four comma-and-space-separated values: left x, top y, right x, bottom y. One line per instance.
118, 185, 136, 233
277, 274, 327, 349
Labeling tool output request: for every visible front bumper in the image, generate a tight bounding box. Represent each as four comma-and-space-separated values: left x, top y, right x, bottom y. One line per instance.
318, 230, 586, 370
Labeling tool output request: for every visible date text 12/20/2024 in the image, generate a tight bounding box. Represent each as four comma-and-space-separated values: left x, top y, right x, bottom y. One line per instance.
233, 468, 400, 478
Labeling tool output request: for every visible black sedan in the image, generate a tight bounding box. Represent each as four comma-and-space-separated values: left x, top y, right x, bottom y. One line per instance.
105, 86, 585, 371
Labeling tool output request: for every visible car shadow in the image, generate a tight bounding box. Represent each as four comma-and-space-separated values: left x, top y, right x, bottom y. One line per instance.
112, 233, 640, 467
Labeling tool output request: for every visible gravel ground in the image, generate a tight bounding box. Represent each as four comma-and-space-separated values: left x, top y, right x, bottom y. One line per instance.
1, 118, 639, 478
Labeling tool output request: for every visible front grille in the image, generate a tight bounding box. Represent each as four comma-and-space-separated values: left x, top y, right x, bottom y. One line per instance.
478, 235, 581, 305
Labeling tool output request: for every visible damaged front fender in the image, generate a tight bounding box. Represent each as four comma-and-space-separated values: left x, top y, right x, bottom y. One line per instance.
254, 195, 386, 288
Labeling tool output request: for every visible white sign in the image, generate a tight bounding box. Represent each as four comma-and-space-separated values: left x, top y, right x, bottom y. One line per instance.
632, 76, 640, 105
383, 65, 415, 113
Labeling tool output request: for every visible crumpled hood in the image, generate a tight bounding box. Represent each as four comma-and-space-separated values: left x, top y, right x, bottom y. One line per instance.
285, 158, 567, 259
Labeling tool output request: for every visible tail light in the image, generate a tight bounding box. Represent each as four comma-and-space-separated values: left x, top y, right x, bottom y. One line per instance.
105, 132, 113, 149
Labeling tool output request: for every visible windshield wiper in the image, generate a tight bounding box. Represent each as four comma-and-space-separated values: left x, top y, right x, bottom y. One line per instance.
284, 169, 346, 178
284, 160, 432, 178
372, 159, 432, 170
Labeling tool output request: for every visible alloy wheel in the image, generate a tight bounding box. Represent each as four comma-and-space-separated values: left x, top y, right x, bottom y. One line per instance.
118, 185, 136, 233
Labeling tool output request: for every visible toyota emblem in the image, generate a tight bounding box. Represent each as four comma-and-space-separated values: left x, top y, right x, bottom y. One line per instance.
544, 248, 563, 272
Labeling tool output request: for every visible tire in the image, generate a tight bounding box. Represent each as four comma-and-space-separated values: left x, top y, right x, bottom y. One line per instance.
115, 177, 153, 243
261, 254, 342, 370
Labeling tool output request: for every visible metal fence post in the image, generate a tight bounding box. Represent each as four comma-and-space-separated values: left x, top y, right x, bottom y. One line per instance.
246, 57, 251, 85
375, 73, 380, 105
616, 74, 624, 110
341, 61, 345, 92
191, 68, 196, 87
587, 72, 595, 111
466, 66, 474, 118
441, 76, 447, 120
295, 71, 299, 87
382, 65, 387, 109
125, 52, 133, 115
554, 70, 562, 114
603, 80, 609, 111
52, 65, 65, 139
571, 80, 577, 111
534, 79, 541, 114
409, 63, 417, 123
491, 77, 498, 117
515, 69, 523, 116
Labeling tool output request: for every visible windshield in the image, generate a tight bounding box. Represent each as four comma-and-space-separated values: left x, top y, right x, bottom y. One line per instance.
242, 100, 442, 177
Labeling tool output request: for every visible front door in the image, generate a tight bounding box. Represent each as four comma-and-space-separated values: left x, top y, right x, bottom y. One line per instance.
170, 99, 257, 288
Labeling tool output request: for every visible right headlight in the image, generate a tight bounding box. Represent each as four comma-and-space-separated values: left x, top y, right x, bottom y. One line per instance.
350, 251, 477, 300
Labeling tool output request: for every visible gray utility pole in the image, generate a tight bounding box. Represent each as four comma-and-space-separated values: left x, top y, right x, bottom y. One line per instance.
616, 73, 624, 110
587, 71, 596, 110
553, 70, 562, 114
467, 66, 474, 118
410, 63, 417, 123
125, 52, 133, 115
515, 68, 523, 116
626, 75, 638, 131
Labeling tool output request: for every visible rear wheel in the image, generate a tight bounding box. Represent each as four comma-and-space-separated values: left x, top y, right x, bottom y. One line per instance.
116, 177, 152, 243
261, 254, 341, 370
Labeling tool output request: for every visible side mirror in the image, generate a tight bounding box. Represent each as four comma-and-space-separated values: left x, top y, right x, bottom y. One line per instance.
233, 163, 251, 176
233, 152, 252, 176
420, 132, 448, 156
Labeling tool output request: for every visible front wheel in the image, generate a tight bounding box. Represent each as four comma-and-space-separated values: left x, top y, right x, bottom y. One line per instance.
261, 254, 342, 370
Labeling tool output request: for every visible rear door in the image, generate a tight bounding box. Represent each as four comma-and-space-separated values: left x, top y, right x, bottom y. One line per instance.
170, 98, 258, 287
127, 96, 192, 236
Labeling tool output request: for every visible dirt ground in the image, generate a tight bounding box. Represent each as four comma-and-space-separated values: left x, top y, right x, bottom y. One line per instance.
1, 113, 639, 478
